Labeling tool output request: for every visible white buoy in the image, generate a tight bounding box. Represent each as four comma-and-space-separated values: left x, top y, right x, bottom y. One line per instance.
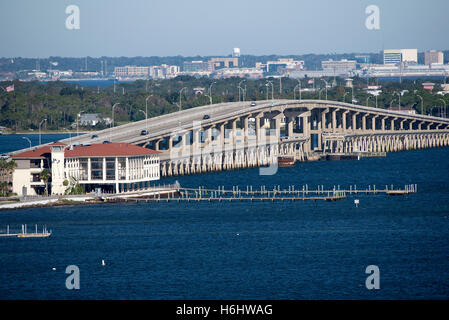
101, 259, 106, 266
52, 267, 56, 271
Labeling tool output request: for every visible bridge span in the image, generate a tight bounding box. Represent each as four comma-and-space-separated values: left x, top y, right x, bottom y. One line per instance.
12, 99, 449, 177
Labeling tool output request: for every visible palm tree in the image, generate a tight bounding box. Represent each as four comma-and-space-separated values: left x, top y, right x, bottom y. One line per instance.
40, 169, 51, 196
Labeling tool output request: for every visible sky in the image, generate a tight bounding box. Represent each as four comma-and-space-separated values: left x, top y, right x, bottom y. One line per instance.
0, 0, 448, 58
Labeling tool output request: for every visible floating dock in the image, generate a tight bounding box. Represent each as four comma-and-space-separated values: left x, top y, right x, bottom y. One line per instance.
0, 224, 51, 238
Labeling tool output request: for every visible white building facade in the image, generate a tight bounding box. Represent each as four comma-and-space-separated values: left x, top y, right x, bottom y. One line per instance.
11, 142, 160, 196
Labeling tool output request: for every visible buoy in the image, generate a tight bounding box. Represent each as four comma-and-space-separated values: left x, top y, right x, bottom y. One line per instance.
52, 267, 56, 271
101, 259, 106, 266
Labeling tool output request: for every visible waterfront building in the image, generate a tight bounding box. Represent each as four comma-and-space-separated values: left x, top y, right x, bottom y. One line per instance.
183, 61, 213, 74
214, 67, 264, 79
114, 66, 150, 78
11, 142, 160, 196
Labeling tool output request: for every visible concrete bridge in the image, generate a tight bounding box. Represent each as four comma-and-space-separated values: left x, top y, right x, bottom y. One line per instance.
13, 99, 449, 177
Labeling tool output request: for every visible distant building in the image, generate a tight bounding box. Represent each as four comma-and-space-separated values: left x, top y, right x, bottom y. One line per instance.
79, 114, 102, 126
422, 82, 435, 91
210, 57, 239, 69
149, 65, 180, 79
183, 61, 213, 74
114, 66, 149, 78
266, 58, 304, 74
425, 50, 444, 66
233, 48, 241, 57
214, 67, 264, 79
383, 49, 418, 65
11, 142, 160, 196
321, 59, 357, 75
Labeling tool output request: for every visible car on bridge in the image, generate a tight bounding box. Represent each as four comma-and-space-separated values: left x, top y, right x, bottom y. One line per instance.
203, 114, 210, 120
250, 102, 257, 106
141, 130, 149, 135
102, 140, 111, 144
91, 134, 98, 139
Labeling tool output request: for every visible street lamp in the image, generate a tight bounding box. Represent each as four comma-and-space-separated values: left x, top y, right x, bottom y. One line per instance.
112, 103, 120, 128
138, 110, 148, 133
390, 99, 396, 109
208, 82, 216, 105
321, 79, 328, 100
176, 87, 187, 111
294, 80, 302, 101
22, 136, 31, 150
238, 80, 246, 102
366, 96, 372, 107
39, 119, 47, 146
439, 98, 447, 118
145, 95, 153, 132
266, 81, 274, 100
394, 92, 401, 111
417, 95, 424, 115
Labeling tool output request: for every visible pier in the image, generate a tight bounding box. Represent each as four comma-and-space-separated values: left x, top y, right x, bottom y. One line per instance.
115, 184, 417, 203
0, 224, 51, 238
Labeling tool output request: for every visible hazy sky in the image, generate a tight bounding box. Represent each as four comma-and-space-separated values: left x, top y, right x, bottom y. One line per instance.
1, 0, 448, 58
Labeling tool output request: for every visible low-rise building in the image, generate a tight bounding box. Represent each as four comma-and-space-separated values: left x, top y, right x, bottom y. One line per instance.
11, 142, 160, 196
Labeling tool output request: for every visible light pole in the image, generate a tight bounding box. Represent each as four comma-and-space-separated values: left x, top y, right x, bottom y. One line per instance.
39, 119, 47, 146
366, 96, 372, 107
343, 92, 348, 103
208, 82, 216, 105
395, 92, 401, 111
112, 103, 120, 128
238, 80, 246, 102
176, 87, 187, 111
138, 110, 148, 132
294, 80, 302, 101
439, 98, 447, 118
22, 137, 31, 150
417, 95, 423, 115
321, 79, 328, 100
266, 81, 274, 100
390, 99, 396, 109
145, 95, 152, 132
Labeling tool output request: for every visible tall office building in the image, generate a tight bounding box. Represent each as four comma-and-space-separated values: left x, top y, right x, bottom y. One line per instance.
383, 49, 418, 65
425, 50, 444, 65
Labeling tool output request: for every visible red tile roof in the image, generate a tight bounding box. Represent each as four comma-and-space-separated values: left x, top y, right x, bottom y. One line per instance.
11, 146, 51, 159
65, 143, 160, 158
12, 143, 160, 159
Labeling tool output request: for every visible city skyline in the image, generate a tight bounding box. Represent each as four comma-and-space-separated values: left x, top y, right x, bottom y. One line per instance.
1, 0, 448, 58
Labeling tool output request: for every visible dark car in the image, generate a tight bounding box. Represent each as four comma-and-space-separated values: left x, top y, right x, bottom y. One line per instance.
141, 130, 149, 135
91, 134, 98, 139
203, 114, 210, 120
102, 140, 111, 144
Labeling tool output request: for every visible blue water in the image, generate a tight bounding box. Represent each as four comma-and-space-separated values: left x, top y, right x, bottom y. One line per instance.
0, 134, 71, 154
0, 134, 449, 299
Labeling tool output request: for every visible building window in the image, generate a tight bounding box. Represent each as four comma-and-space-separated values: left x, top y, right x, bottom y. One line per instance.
91, 157, 103, 180
106, 157, 115, 180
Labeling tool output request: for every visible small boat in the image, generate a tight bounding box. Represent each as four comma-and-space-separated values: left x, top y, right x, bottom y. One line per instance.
278, 156, 295, 167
